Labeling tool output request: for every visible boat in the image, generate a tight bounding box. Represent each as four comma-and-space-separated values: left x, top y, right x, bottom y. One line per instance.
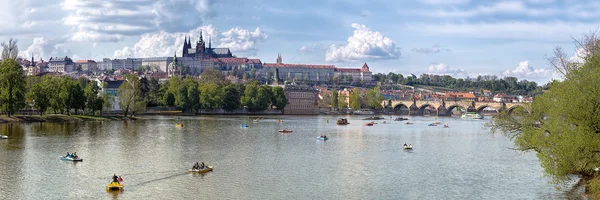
365, 122, 375, 126
106, 182, 123, 191
60, 156, 83, 162
276, 120, 283, 123
443, 124, 449, 128
336, 118, 349, 125
394, 117, 409, 121
317, 136, 329, 140
428, 123, 437, 126
1, 135, 7, 139
175, 123, 184, 128
353, 109, 375, 115
189, 166, 213, 173
279, 129, 293, 133
433, 121, 442, 124
405, 122, 413, 125
404, 145, 413, 150
240, 124, 249, 128
461, 112, 484, 119
361, 116, 385, 120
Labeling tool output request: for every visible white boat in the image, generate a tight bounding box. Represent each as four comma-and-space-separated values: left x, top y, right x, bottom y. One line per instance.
353, 109, 375, 115
403, 145, 413, 150
461, 112, 483, 119
1, 135, 7, 139
60, 156, 83, 162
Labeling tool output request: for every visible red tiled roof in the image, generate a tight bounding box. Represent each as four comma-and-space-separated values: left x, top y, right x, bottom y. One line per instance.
263, 63, 335, 69
361, 63, 370, 72
218, 57, 249, 64
247, 59, 262, 64
75, 60, 96, 63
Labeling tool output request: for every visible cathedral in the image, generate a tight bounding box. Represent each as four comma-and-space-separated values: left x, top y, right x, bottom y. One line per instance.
182, 32, 233, 59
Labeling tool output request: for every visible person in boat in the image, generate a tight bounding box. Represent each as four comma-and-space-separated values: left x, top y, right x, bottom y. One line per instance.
65, 152, 70, 158
323, 135, 327, 139
403, 143, 407, 147
118, 176, 123, 183
200, 162, 205, 169
112, 174, 118, 183
73, 152, 78, 159
193, 162, 199, 170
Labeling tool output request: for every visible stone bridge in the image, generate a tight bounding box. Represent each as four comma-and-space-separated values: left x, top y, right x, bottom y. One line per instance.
383, 99, 527, 116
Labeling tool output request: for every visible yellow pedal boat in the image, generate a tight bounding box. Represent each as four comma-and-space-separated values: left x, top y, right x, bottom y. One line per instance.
106, 182, 123, 191
175, 123, 184, 128
189, 166, 213, 173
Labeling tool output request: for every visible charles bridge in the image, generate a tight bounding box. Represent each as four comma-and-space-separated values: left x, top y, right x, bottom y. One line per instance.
383, 99, 527, 116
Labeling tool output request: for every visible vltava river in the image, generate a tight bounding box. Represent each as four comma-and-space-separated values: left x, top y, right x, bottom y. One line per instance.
0, 115, 570, 199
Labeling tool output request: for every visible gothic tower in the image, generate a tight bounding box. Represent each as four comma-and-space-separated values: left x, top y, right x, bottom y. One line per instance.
276, 53, 282, 64
183, 36, 189, 57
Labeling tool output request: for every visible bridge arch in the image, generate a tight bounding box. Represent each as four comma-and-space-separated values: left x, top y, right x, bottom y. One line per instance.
393, 104, 410, 115
507, 105, 529, 114
476, 105, 499, 113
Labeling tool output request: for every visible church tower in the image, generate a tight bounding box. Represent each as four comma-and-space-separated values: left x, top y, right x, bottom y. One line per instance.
183, 36, 189, 57
276, 53, 282, 64
168, 52, 180, 77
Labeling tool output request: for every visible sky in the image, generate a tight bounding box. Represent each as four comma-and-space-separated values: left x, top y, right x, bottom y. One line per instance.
1, 0, 598, 84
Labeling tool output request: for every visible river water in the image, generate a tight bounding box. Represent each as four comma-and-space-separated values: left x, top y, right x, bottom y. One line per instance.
0, 115, 572, 199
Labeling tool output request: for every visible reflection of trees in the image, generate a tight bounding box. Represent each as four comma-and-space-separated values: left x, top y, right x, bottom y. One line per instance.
29, 123, 78, 136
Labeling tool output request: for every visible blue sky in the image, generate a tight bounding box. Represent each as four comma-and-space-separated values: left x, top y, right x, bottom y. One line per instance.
1, 0, 598, 84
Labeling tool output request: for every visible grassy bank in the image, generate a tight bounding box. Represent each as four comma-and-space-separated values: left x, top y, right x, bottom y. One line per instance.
0, 114, 134, 124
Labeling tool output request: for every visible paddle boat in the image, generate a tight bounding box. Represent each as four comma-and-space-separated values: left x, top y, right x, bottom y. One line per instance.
106, 182, 123, 191
1, 135, 7, 139
279, 129, 293, 133
61, 155, 83, 162
240, 124, 249, 128
365, 121, 375, 126
336, 118, 349, 125
176, 123, 184, 128
405, 121, 413, 125
394, 117, 409, 121
189, 166, 213, 173
428, 123, 437, 126
276, 119, 283, 123
443, 124, 449, 128
403, 144, 413, 150
317, 136, 329, 140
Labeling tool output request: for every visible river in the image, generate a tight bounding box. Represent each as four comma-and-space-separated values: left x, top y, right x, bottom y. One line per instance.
0, 115, 573, 199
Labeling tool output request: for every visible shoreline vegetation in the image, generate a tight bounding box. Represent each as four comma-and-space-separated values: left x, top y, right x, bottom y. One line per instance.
0, 114, 134, 124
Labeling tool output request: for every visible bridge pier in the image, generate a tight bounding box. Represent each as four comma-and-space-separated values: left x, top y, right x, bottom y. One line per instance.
437, 107, 450, 116
409, 105, 421, 116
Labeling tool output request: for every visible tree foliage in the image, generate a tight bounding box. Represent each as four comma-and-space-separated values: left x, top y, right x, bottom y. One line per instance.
118, 74, 144, 117
270, 86, 287, 110
1, 38, 19, 60
349, 88, 361, 110
221, 84, 240, 111
488, 34, 600, 186
0, 59, 26, 116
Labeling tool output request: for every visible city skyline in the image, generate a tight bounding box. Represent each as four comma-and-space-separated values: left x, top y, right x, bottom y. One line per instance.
2, 0, 597, 84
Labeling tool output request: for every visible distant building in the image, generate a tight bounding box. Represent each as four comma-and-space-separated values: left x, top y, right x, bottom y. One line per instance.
263, 54, 372, 83
48, 56, 75, 73
95, 79, 124, 111
333, 63, 372, 83
283, 85, 319, 115
75, 60, 98, 72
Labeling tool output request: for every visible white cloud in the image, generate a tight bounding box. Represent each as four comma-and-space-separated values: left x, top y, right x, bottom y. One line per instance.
418, 0, 470, 5
428, 63, 468, 77
325, 23, 400, 62
423, 1, 555, 18
113, 25, 218, 59
412, 43, 451, 54
298, 43, 326, 54
18, 37, 72, 59
502, 61, 551, 79
0, 0, 62, 36
62, 0, 215, 42
218, 27, 268, 55
408, 21, 598, 41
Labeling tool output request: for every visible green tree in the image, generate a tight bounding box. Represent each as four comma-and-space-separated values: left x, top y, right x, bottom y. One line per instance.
270, 86, 287, 110
331, 89, 339, 109
199, 83, 222, 110
118, 74, 144, 116
84, 81, 104, 115
241, 82, 258, 111
28, 80, 50, 115
488, 35, 600, 190
147, 77, 162, 106
349, 88, 361, 110
199, 67, 227, 86
366, 86, 384, 109
183, 76, 200, 113
254, 85, 271, 111
0, 59, 27, 116
221, 84, 240, 111
1, 38, 19, 60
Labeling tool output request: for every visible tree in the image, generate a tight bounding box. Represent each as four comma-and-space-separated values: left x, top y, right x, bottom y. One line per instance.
366, 86, 384, 109
183, 77, 200, 113
241, 82, 258, 111
199, 83, 222, 110
147, 77, 162, 106
28, 80, 50, 115
0, 59, 26, 116
118, 74, 144, 117
331, 89, 339, 109
1, 38, 19, 60
270, 86, 287, 110
84, 81, 104, 115
254, 85, 271, 111
488, 34, 600, 191
221, 84, 240, 111
349, 88, 361, 110
199, 67, 227, 86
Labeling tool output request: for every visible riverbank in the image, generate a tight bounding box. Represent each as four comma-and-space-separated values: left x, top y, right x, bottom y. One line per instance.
0, 114, 134, 124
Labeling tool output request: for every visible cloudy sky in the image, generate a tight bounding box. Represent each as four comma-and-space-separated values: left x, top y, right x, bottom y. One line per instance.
1, 0, 597, 84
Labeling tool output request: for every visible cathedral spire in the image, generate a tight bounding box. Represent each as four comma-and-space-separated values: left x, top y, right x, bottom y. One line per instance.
208, 37, 211, 49
31, 54, 35, 67
199, 31, 203, 44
